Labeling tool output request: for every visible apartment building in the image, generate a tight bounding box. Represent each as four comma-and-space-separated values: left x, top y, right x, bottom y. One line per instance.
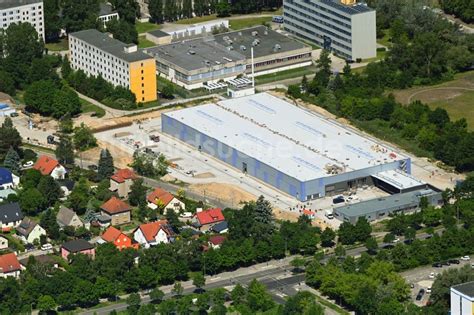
283, 0, 376, 60
69, 29, 157, 102
0, 0, 44, 40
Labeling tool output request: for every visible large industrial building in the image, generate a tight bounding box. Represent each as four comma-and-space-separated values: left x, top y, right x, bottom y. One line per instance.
69, 29, 157, 102
144, 26, 312, 89
1, 0, 44, 40
451, 282, 474, 315
162, 93, 414, 201
283, 0, 376, 60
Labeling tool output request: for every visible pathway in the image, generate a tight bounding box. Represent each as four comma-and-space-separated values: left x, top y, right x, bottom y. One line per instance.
407, 87, 474, 103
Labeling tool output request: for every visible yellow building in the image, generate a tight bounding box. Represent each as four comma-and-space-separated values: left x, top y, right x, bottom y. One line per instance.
69, 29, 157, 103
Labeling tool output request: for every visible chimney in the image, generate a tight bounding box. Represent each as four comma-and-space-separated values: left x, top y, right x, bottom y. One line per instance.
341, 0, 356, 5
196, 208, 203, 213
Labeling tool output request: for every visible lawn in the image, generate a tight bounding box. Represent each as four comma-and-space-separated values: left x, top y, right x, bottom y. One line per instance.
229, 16, 272, 30
175, 14, 218, 25
135, 21, 161, 34
392, 70, 474, 130
138, 35, 156, 48
45, 38, 68, 51
255, 66, 315, 85
80, 99, 106, 118
377, 29, 392, 48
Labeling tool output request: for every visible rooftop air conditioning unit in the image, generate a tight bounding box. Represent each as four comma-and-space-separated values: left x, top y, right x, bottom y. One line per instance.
240, 45, 246, 51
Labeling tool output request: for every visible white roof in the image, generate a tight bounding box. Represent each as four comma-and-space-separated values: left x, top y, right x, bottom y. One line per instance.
372, 170, 425, 190
164, 93, 407, 181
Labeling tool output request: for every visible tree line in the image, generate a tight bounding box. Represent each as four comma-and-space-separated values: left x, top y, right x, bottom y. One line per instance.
439, 0, 474, 23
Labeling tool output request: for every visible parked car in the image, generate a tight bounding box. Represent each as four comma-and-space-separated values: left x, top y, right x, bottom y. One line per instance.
10, 112, 19, 117
41, 243, 53, 251
432, 262, 443, 268
332, 196, 345, 204
427, 287, 432, 294
461, 256, 470, 261
416, 289, 425, 301
87, 164, 98, 171
441, 261, 451, 266
448, 259, 460, 264
22, 161, 34, 168
392, 238, 401, 244
429, 272, 437, 279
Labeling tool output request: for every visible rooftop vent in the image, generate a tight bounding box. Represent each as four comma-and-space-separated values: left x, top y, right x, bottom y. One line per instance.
223, 57, 232, 62
240, 45, 246, 51
251, 31, 259, 36
227, 46, 234, 51
124, 44, 138, 53
273, 44, 281, 52
188, 50, 196, 55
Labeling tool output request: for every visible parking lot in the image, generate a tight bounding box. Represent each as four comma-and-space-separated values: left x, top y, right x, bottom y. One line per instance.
95, 118, 391, 228
401, 257, 472, 306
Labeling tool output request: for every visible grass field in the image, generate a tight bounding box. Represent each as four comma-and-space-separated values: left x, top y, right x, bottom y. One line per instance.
392, 71, 474, 130
138, 35, 156, 48
229, 17, 272, 30
255, 66, 316, 85
135, 21, 161, 34
80, 99, 106, 118
45, 38, 68, 51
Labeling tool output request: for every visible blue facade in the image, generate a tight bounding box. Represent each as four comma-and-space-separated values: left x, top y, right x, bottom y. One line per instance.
162, 114, 410, 201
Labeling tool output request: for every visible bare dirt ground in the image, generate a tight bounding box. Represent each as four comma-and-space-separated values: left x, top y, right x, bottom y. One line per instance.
189, 182, 256, 207
81, 140, 132, 169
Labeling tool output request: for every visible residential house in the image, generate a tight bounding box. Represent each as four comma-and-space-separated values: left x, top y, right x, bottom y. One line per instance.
58, 179, 75, 197
210, 221, 228, 234
33, 156, 66, 179
208, 235, 226, 249
19, 255, 59, 270
0, 235, 8, 250
0, 253, 21, 278
56, 206, 83, 229
0, 202, 24, 232
133, 220, 174, 248
0, 188, 16, 202
100, 196, 132, 226
193, 208, 225, 232
61, 239, 95, 261
16, 218, 46, 244
147, 188, 185, 214
100, 226, 139, 250
110, 168, 137, 198
0, 167, 19, 190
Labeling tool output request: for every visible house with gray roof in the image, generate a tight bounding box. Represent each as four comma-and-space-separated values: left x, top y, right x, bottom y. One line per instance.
0, 203, 23, 231
56, 206, 83, 229
16, 217, 46, 244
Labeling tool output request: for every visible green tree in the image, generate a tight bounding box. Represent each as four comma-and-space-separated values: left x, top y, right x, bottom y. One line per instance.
383, 233, 396, 243
68, 177, 90, 214
149, 0, 164, 23
172, 281, 183, 297
231, 283, 246, 305
126, 293, 141, 315
97, 149, 114, 180
182, 0, 193, 18
253, 195, 274, 237
106, 19, 138, 44
0, 117, 22, 160
61, 0, 100, 33
18, 188, 46, 215
192, 272, 206, 292
24, 80, 57, 115
3, 147, 20, 173
37, 295, 56, 312
37, 175, 62, 207
334, 244, 346, 257
215, 0, 231, 17
247, 279, 274, 312
55, 134, 75, 166
320, 227, 336, 247
0, 71, 16, 96
149, 287, 165, 303
128, 178, 147, 206
73, 123, 97, 151
404, 227, 416, 243
365, 237, 378, 255
43, 0, 61, 41
354, 217, 372, 242
283, 291, 324, 315
52, 86, 82, 118
110, 0, 140, 24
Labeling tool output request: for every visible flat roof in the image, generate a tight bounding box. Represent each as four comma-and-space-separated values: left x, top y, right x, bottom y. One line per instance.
0, 0, 41, 10
217, 93, 407, 173
373, 170, 425, 190
213, 26, 309, 59
164, 93, 406, 181
70, 29, 152, 63
334, 189, 436, 218
148, 29, 170, 38
452, 282, 474, 299
320, 0, 373, 15
144, 38, 246, 72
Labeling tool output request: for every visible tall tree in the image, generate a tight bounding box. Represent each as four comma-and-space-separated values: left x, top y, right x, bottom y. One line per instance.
3, 147, 20, 174
43, 0, 61, 42
73, 123, 97, 151
246, 279, 274, 312
61, 0, 100, 33
38, 175, 62, 207
110, 0, 140, 24
181, 0, 193, 18
55, 134, 75, 166
149, 0, 164, 23
0, 117, 22, 160
106, 19, 138, 44
97, 149, 115, 180
128, 178, 147, 206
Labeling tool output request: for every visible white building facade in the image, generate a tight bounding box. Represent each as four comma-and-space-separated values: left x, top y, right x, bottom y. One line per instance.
451, 282, 474, 315
0, 0, 44, 40
283, 0, 376, 60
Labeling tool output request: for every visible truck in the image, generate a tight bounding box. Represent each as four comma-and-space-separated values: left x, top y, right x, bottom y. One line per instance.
325, 209, 334, 220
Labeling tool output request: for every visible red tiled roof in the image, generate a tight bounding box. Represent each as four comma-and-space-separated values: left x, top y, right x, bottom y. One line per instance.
0, 253, 21, 273
110, 169, 137, 183
101, 226, 124, 242
147, 188, 174, 206
303, 209, 316, 215
100, 196, 131, 214
195, 208, 225, 225
137, 220, 170, 242
33, 155, 59, 176
209, 235, 226, 246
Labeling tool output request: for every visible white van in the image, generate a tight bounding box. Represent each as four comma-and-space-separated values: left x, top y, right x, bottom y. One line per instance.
41, 243, 53, 251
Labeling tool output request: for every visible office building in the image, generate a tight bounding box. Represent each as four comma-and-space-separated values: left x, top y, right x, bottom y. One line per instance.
0, 0, 44, 40
162, 93, 412, 201
451, 282, 474, 315
145, 26, 312, 90
69, 29, 157, 102
283, 0, 376, 60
